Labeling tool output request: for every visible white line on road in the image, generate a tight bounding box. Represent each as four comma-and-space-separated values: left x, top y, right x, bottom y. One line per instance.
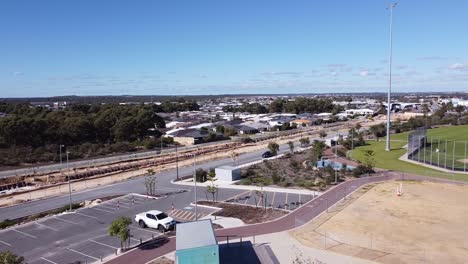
74, 212, 100, 220
66, 248, 99, 260
40, 257, 58, 264
130, 225, 161, 234
11, 229, 37, 239
0, 240, 11, 246
54, 216, 80, 225
35, 222, 59, 231
90, 206, 115, 214
130, 237, 140, 242
223, 190, 250, 202
244, 191, 252, 205
94, 204, 116, 210
89, 239, 118, 249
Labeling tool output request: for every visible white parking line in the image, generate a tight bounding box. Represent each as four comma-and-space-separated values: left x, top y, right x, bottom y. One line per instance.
244, 191, 252, 205
94, 204, 116, 210
35, 222, 59, 231
0, 240, 11, 246
66, 248, 99, 260
130, 225, 160, 234
74, 212, 99, 220
41, 257, 58, 264
54, 216, 80, 225
90, 206, 114, 214
89, 239, 118, 249
11, 229, 37, 239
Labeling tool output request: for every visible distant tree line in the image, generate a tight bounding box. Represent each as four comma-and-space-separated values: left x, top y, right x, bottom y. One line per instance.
268, 98, 344, 114
221, 98, 343, 115
0, 103, 173, 166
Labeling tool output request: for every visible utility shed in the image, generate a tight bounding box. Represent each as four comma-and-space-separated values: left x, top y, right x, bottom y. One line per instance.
215, 166, 241, 182
176, 219, 219, 264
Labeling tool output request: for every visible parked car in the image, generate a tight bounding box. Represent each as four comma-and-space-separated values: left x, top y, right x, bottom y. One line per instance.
135, 210, 176, 232
262, 151, 273, 158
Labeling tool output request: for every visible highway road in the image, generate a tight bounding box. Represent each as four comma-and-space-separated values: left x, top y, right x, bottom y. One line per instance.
0, 139, 305, 221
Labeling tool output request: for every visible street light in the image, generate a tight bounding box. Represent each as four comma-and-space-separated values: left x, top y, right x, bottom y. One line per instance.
193, 153, 198, 221
385, 2, 398, 152
175, 144, 179, 180
66, 151, 73, 211
59, 145, 65, 171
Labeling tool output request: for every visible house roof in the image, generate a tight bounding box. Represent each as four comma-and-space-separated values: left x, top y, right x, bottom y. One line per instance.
176, 219, 217, 251
169, 128, 208, 138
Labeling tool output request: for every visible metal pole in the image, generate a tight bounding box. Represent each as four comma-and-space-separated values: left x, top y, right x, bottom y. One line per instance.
67, 152, 72, 211
464, 141, 467, 172
417, 136, 421, 161
423, 136, 426, 164
335, 133, 338, 183
430, 137, 433, 165
59, 145, 63, 171
193, 154, 198, 221
452, 140, 456, 170
176, 144, 179, 180
438, 138, 441, 167
445, 139, 448, 169
385, 3, 397, 152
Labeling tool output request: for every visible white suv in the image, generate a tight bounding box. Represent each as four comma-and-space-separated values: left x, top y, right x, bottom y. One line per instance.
135, 210, 176, 232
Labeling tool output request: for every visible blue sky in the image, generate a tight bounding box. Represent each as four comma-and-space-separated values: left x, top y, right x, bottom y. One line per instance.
1, 0, 467, 97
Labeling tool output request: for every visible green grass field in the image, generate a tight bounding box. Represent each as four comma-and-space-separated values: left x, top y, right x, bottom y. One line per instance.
351, 125, 468, 181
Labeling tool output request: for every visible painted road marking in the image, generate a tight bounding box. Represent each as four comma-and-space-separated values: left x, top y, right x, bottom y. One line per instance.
90, 206, 114, 214
121, 197, 143, 204
89, 239, 118, 249
11, 229, 37, 239
244, 191, 252, 205
74, 212, 100, 220
0, 240, 11, 246
40, 257, 58, 264
130, 226, 160, 234
66, 248, 99, 261
54, 216, 80, 225
94, 203, 116, 210
35, 222, 59, 231
224, 190, 250, 202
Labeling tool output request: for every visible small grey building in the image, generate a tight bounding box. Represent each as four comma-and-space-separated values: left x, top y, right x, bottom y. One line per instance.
176, 219, 219, 264
215, 166, 241, 182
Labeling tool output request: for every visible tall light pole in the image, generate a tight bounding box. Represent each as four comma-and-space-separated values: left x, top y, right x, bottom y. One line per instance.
175, 144, 179, 180
66, 151, 72, 211
193, 153, 198, 221
59, 145, 64, 171
385, 2, 398, 152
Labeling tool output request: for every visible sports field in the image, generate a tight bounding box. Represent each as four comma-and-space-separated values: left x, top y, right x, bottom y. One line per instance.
290, 181, 468, 263
351, 125, 468, 181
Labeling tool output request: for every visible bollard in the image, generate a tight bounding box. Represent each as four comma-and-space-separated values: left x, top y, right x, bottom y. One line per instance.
117, 200, 120, 210
140, 238, 142, 244
132, 196, 135, 206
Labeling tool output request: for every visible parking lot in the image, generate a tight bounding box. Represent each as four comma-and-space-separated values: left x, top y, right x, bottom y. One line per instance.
224, 190, 315, 211
0, 189, 219, 264
0, 186, 316, 264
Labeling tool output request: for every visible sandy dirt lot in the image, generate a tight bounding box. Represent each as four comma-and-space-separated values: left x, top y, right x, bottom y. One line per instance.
290, 181, 468, 264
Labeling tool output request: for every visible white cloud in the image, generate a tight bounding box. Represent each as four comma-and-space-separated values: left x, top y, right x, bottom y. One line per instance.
330, 71, 338, 76
359, 70, 369, 77
12, 71, 22, 76
449, 63, 466, 70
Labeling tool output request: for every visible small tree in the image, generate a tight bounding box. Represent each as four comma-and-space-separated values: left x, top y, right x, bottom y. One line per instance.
287, 141, 295, 153
355, 123, 362, 133
144, 169, 157, 196
299, 137, 310, 147
0, 251, 24, 264
319, 130, 327, 139
268, 142, 280, 156
195, 168, 208, 182
206, 170, 218, 203
229, 151, 239, 165
363, 150, 376, 171
109, 217, 132, 250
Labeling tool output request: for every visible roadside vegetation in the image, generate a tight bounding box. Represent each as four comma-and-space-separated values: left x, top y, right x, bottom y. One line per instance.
0, 251, 24, 264
0, 102, 194, 167
237, 140, 359, 191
